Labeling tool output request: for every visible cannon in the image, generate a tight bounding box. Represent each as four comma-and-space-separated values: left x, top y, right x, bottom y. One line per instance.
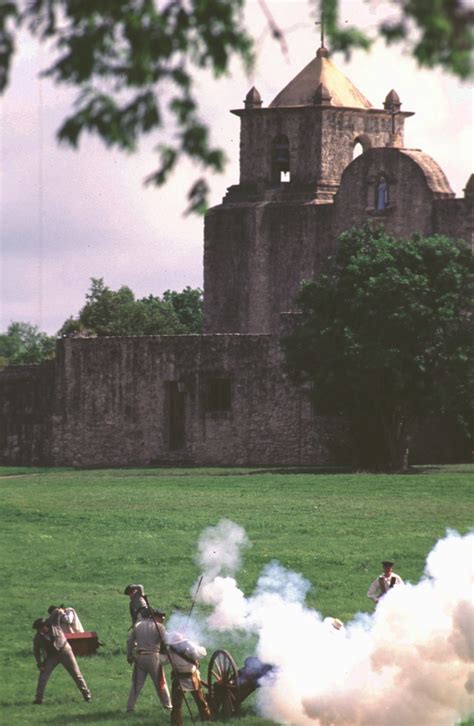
205, 649, 273, 719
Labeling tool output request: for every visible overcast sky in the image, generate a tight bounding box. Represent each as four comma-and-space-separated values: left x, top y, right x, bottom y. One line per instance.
1, 0, 472, 335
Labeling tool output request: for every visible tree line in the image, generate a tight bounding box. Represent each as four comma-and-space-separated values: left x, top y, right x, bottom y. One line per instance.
0, 280, 203, 367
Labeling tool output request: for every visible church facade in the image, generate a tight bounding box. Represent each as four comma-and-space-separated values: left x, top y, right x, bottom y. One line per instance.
1, 48, 472, 466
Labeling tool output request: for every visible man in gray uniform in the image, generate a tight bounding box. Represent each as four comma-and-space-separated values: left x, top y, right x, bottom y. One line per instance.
126, 607, 172, 713
32, 609, 91, 704
124, 584, 147, 624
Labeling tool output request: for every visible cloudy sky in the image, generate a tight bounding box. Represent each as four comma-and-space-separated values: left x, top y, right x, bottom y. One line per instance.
0, 0, 472, 335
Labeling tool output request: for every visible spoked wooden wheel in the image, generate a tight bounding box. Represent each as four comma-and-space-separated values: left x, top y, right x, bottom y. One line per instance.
207, 649, 240, 719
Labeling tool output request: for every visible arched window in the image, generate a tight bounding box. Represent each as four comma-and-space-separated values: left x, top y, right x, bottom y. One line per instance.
375, 175, 389, 210
272, 135, 290, 184
352, 141, 363, 160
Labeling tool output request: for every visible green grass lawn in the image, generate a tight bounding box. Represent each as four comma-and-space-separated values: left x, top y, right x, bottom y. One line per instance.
0, 465, 472, 725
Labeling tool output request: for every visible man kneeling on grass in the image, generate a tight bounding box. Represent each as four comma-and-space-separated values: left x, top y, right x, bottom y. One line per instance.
32, 608, 91, 704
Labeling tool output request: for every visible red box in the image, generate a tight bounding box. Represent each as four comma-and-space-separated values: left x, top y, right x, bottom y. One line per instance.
65, 631, 101, 656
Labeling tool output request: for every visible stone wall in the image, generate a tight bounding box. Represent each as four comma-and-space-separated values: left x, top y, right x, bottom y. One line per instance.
433, 198, 474, 249
52, 335, 346, 467
333, 147, 453, 241
0, 338, 468, 468
235, 106, 404, 195
0, 362, 55, 465
204, 201, 333, 335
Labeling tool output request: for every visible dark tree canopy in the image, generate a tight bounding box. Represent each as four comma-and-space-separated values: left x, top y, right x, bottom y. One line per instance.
0, 1, 471, 212
284, 226, 474, 471
58, 277, 203, 337
0, 321, 56, 366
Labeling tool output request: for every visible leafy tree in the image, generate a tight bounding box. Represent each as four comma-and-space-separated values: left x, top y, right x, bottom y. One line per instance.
0, 321, 56, 365
0, 2, 470, 215
58, 277, 202, 336
321, 0, 473, 80
284, 226, 474, 471
162, 286, 203, 333
0, 0, 253, 213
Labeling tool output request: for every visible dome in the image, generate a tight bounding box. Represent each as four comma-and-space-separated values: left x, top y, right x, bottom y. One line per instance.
269, 48, 372, 109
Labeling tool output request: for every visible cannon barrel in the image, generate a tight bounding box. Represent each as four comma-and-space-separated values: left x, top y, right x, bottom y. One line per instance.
237, 656, 273, 702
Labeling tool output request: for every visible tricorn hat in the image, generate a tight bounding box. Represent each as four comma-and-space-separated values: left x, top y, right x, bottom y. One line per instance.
382, 560, 394, 567
32, 618, 46, 630
47, 604, 65, 614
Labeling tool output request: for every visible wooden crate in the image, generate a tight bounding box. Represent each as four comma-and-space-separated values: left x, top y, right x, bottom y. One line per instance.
65, 631, 101, 656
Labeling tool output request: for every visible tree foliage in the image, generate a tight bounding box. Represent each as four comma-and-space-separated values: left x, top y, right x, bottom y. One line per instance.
321, 0, 473, 80
0, 0, 253, 213
58, 277, 203, 337
284, 226, 474, 471
0, 2, 471, 215
0, 321, 56, 366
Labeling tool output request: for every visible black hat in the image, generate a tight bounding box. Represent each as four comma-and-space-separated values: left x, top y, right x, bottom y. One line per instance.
124, 584, 145, 596
32, 618, 46, 630
382, 560, 394, 567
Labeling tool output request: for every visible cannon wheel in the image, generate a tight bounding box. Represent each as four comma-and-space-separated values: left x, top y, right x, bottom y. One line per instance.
207, 648, 240, 719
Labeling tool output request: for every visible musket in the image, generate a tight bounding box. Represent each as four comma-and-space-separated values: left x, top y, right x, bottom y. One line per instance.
187, 575, 203, 623
143, 594, 196, 725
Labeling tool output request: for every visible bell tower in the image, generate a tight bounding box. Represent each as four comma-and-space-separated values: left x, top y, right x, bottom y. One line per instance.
204, 46, 413, 334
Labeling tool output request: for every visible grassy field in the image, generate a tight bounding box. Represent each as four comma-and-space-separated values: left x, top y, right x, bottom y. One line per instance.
0, 464, 472, 725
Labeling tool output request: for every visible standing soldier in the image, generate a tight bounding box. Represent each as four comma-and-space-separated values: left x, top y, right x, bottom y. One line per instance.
126, 607, 172, 713
367, 560, 404, 604
124, 584, 147, 624
32, 609, 91, 704
166, 631, 211, 725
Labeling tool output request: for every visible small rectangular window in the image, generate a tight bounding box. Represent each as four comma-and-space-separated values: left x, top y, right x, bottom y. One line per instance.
206, 378, 231, 412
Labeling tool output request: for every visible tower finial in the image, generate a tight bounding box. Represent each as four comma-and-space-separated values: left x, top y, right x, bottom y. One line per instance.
315, 10, 325, 49
315, 11, 329, 57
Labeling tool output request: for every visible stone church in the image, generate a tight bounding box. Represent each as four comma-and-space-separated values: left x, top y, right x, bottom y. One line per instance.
1, 46, 472, 467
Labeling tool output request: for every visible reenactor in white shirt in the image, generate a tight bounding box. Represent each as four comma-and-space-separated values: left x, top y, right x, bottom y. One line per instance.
367, 560, 404, 604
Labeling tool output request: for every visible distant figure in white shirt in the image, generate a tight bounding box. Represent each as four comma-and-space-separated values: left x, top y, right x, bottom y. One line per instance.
367, 560, 403, 604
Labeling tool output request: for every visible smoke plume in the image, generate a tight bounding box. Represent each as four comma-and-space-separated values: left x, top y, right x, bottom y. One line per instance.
193, 520, 473, 725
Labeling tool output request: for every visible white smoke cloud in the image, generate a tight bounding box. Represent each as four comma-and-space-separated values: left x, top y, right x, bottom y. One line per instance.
195, 518, 251, 580
190, 521, 474, 726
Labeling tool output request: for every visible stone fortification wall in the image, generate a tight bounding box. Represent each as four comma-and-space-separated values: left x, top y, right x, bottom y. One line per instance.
52, 335, 345, 467
0, 361, 55, 465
